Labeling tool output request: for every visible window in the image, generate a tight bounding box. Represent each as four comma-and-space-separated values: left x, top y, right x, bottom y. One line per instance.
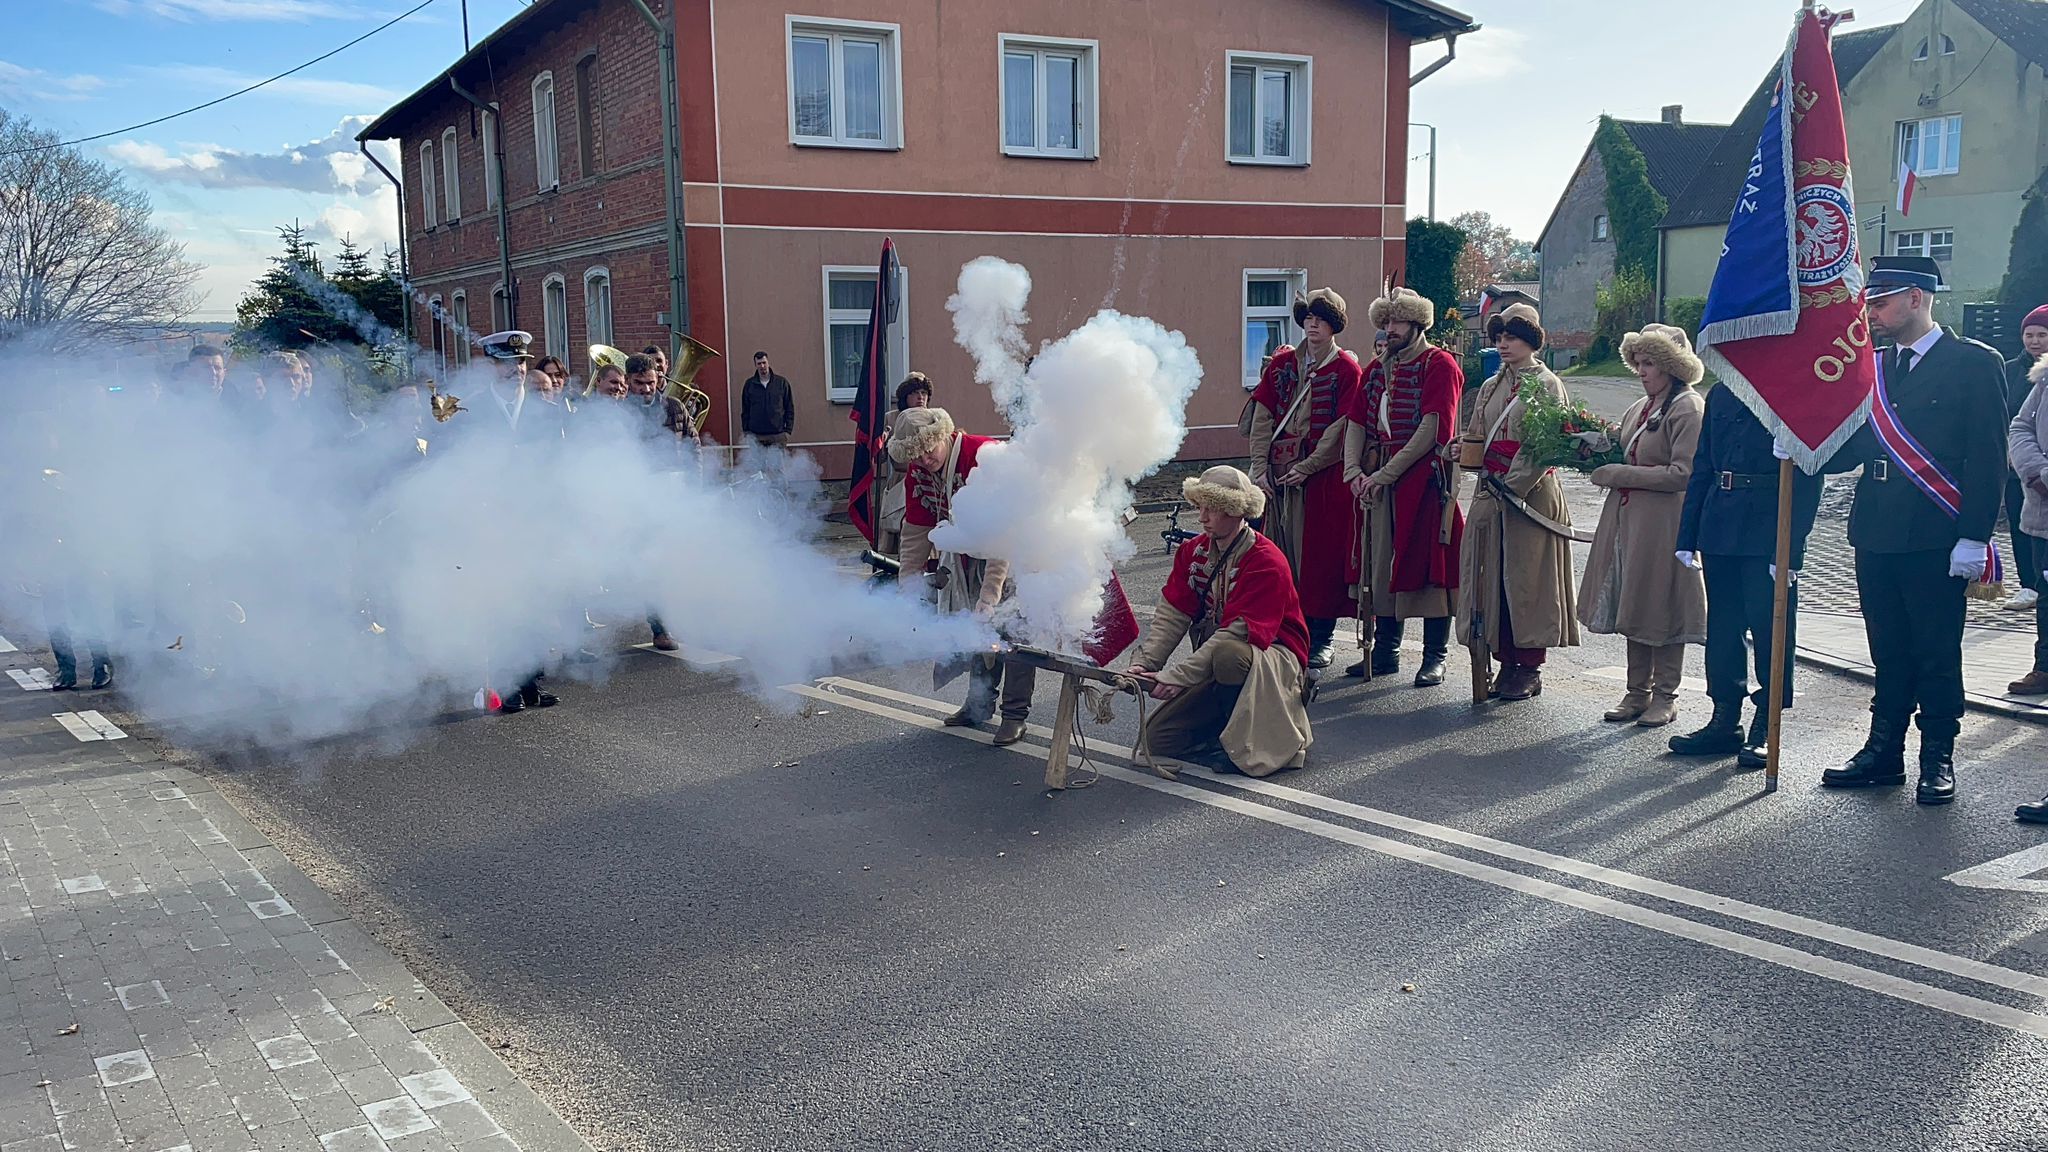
999, 36, 1097, 159
441, 126, 460, 222
491, 282, 510, 332
450, 292, 470, 366
1595, 214, 1610, 241
481, 104, 501, 209
1894, 229, 1955, 263
1226, 52, 1311, 165
428, 295, 445, 371
1914, 35, 1957, 60
1898, 114, 1962, 177
1242, 270, 1306, 391
823, 264, 909, 404
533, 71, 560, 191
419, 140, 437, 230
787, 17, 902, 149
575, 54, 598, 178
584, 266, 613, 349
542, 274, 568, 363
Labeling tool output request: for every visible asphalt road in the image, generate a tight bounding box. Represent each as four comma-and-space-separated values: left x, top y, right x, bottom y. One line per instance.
49, 483, 2048, 1152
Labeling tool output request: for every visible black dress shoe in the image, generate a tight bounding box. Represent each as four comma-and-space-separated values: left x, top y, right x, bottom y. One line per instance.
531, 691, 559, 708
1343, 660, 1367, 678
1670, 699, 1743, 757
2017, 795, 2048, 824
1822, 715, 1906, 788
1413, 653, 1446, 687
496, 695, 525, 714
1916, 735, 1956, 805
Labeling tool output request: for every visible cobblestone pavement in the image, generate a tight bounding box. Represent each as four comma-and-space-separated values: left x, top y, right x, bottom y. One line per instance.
0, 636, 591, 1152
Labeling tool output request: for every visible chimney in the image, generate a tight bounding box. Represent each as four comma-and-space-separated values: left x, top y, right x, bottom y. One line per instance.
1661, 104, 1683, 126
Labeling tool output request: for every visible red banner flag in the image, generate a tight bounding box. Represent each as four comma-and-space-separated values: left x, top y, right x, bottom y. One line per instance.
1697, 6, 1874, 472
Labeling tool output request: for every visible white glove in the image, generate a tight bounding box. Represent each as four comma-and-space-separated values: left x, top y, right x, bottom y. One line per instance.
1949, 539, 1989, 579
1772, 438, 1792, 461
1770, 564, 1798, 585
1674, 550, 1702, 570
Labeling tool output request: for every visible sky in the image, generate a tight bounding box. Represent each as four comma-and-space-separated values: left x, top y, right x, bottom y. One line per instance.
0, 0, 1925, 323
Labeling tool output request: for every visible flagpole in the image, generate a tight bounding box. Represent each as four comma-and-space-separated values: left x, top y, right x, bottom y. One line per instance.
1764, 458, 1795, 793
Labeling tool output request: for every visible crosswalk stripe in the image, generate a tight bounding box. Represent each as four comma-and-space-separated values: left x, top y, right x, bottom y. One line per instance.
77, 710, 127, 739
0, 634, 16, 653
52, 710, 127, 742
6, 669, 53, 691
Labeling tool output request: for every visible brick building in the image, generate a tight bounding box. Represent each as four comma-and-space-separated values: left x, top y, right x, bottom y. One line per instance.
361, 0, 1477, 474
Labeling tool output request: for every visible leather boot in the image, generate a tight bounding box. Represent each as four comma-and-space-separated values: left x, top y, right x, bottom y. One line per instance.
1636, 644, 1684, 727
1822, 714, 1907, 788
992, 718, 1027, 746
2016, 793, 2048, 824
1414, 617, 1451, 687
2010, 668, 2048, 696
1669, 697, 1744, 756
1495, 664, 1542, 701
1916, 731, 1957, 805
1734, 704, 1772, 771
1306, 618, 1337, 670
1605, 641, 1651, 722
1371, 617, 1403, 676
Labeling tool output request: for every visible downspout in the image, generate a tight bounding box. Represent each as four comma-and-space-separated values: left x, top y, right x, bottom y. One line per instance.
360, 140, 412, 349
1409, 33, 1460, 87
450, 76, 515, 330
627, 0, 691, 358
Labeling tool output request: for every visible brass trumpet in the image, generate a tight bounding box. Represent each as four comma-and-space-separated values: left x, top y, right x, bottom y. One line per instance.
586, 343, 631, 397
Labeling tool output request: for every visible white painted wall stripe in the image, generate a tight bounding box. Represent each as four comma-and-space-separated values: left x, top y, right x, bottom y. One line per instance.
812, 676, 2048, 1004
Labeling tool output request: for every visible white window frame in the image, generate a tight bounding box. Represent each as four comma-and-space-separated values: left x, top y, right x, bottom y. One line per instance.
541, 273, 568, 363
450, 291, 470, 366
533, 71, 561, 191
785, 16, 904, 150
491, 281, 510, 332
1898, 114, 1962, 177
441, 126, 461, 222
583, 266, 613, 349
997, 34, 1098, 160
1895, 229, 1955, 263
1595, 214, 1611, 241
1242, 269, 1306, 392
418, 140, 437, 230
1224, 51, 1312, 167
822, 263, 909, 405
481, 103, 501, 209
428, 294, 445, 372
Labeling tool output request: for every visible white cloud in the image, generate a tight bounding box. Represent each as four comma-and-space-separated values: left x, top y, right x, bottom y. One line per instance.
138, 64, 395, 108
1410, 26, 1534, 88
92, 0, 353, 20
0, 60, 109, 102
106, 116, 386, 194
313, 184, 400, 251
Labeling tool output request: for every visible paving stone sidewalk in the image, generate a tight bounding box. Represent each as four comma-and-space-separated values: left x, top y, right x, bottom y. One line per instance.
0, 638, 593, 1152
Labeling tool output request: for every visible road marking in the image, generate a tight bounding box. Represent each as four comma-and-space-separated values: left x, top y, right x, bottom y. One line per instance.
809, 676, 2048, 1008
6, 668, 52, 691
0, 634, 16, 653
1946, 845, 2048, 895
632, 642, 744, 668
53, 710, 127, 742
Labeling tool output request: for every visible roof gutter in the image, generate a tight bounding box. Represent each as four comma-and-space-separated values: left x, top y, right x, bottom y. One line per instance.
359, 140, 412, 349
1410, 31, 1461, 86
449, 75, 515, 336
625, 0, 692, 363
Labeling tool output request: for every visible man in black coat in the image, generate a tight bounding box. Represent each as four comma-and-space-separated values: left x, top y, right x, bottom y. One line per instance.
1669, 386, 1823, 768
1822, 257, 2008, 805
740, 351, 796, 448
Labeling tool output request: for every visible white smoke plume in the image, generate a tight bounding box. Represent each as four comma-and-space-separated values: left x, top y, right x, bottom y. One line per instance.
931, 258, 1203, 651
0, 330, 989, 753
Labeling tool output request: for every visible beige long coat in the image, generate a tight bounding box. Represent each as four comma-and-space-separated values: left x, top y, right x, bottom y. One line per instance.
1578, 387, 1708, 645
1458, 364, 1581, 653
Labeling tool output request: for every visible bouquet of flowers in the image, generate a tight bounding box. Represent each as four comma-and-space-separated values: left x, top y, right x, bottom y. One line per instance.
1519, 389, 1625, 473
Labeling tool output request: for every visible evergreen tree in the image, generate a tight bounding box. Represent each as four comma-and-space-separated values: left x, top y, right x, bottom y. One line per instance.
233, 221, 347, 350
2000, 167, 2048, 309
1405, 217, 1468, 338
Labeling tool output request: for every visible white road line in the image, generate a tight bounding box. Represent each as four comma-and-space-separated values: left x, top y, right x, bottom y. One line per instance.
53, 712, 103, 741
789, 680, 2048, 1041
0, 634, 16, 653
1946, 845, 2048, 895
812, 676, 2048, 1004
632, 643, 744, 668
6, 669, 52, 691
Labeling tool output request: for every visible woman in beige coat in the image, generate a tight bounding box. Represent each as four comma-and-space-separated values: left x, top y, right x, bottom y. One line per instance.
1458, 304, 1580, 701
1578, 325, 1708, 727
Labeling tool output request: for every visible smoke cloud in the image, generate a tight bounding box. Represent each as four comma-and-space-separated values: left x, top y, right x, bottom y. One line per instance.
0, 332, 988, 753
931, 257, 1203, 650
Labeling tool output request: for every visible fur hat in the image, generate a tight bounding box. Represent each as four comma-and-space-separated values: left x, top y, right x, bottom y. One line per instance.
1292, 288, 1348, 334
887, 405, 956, 464
1182, 465, 1266, 520
1488, 302, 1545, 351
1368, 287, 1434, 332
1620, 324, 1705, 387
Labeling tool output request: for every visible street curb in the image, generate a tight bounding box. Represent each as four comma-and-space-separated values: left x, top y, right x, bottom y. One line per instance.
1794, 646, 2048, 726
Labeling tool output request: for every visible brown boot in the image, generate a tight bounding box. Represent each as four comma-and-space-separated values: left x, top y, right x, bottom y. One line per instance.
992, 718, 1027, 746
1605, 641, 1652, 721
1495, 664, 1543, 701
1636, 643, 1686, 727
2009, 668, 2048, 696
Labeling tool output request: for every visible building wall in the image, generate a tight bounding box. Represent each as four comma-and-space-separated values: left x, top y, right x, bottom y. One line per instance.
1536, 146, 1614, 363
1658, 224, 1721, 315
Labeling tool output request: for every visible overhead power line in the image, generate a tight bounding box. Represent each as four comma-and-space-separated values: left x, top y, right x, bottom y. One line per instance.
0, 0, 440, 158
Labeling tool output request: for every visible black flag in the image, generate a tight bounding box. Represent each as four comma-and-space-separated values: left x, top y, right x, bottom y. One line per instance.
846, 237, 899, 545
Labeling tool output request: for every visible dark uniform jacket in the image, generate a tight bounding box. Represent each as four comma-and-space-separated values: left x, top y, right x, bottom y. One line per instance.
1676, 384, 1823, 567
1833, 328, 2007, 554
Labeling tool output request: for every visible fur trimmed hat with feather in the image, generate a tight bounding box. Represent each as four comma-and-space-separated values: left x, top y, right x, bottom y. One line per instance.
1487, 302, 1545, 351
1620, 323, 1705, 387
886, 405, 957, 464
1368, 286, 1435, 332
1292, 288, 1348, 334
1182, 464, 1267, 520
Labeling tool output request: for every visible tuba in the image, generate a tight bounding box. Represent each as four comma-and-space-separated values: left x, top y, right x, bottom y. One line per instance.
586, 344, 631, 397
661, 334, 720, 437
